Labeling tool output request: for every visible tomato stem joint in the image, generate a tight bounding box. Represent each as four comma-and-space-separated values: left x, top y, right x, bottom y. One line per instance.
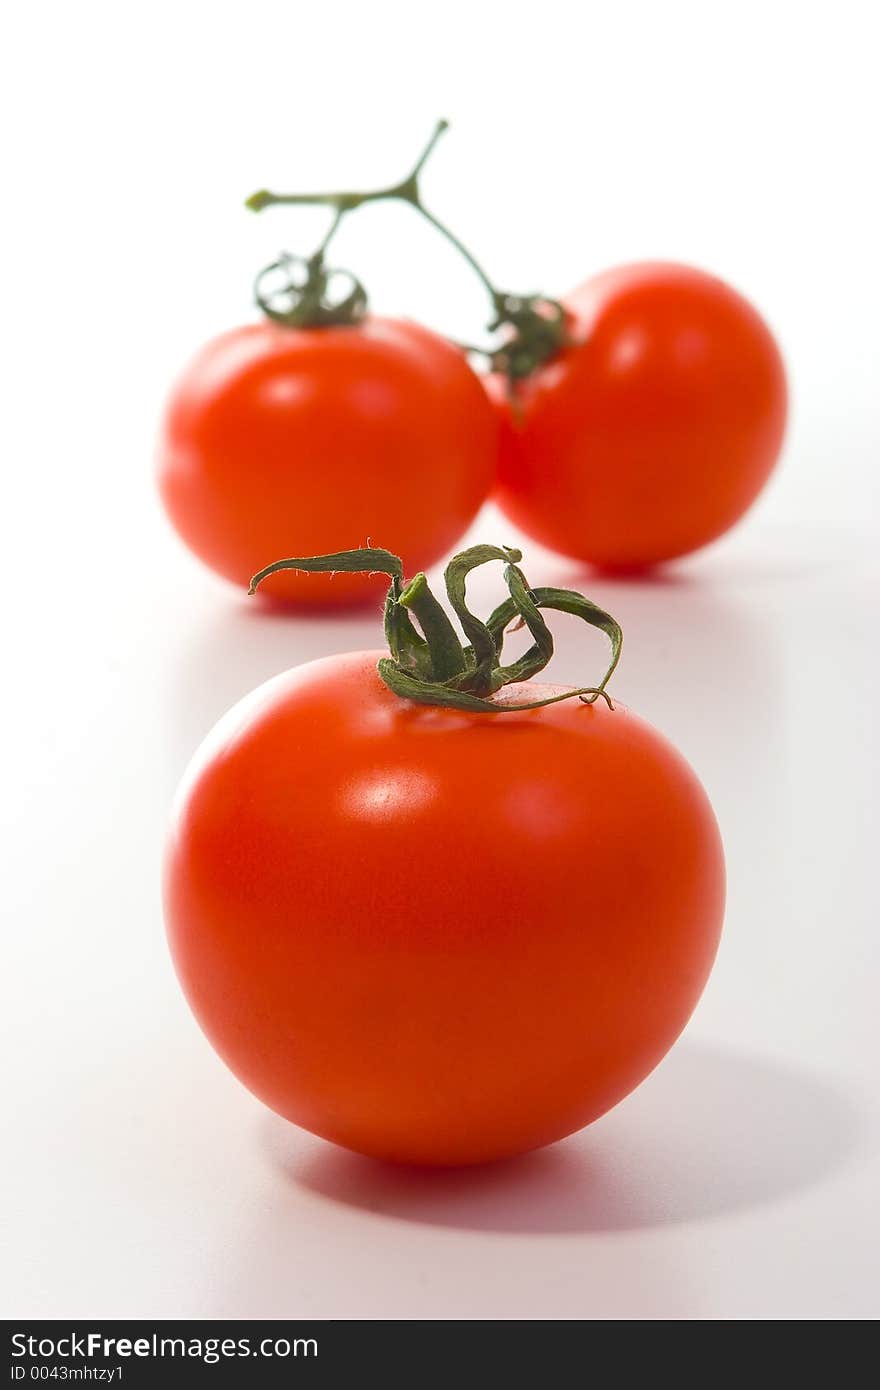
245, 122, 569, 387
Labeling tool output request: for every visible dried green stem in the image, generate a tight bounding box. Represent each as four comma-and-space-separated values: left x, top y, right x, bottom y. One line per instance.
249, 545, 622, 714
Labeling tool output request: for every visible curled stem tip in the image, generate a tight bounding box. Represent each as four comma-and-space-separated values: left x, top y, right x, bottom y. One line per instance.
249, 544, 622, 714
248, 546, 403, 594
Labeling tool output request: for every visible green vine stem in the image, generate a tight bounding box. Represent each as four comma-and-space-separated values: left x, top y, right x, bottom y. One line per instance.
248, 544, 622, 714
245, 122, 569, 386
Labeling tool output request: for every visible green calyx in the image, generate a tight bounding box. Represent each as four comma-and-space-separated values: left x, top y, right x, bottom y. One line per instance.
254, 251, 368, 329
244, 121, 569, 388
248, 544, 622, 714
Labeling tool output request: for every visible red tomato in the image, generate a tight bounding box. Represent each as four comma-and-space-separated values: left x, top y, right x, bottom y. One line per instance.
165, 650, 724, 1166
158, 320, 497, 605
492, 263, 787, 569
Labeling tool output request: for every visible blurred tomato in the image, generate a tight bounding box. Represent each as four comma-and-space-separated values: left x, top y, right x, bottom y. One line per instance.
158, 319, 497, 605
492, 262, 787, 569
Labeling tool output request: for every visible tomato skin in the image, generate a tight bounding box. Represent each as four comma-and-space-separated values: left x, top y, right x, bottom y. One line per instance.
492, 263, 787, 569
158, 319, 497, 605
165, 651, 724, 1166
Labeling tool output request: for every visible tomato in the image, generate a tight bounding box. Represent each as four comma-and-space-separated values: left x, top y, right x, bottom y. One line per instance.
165, 597, 724, 1164
157, 319, 497, 605
492, 262, 787, 569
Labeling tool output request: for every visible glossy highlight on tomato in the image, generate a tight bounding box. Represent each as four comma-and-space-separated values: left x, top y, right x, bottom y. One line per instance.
493, 262, 788, 569
165, 545, 725, 1166
158, 319, 497, 606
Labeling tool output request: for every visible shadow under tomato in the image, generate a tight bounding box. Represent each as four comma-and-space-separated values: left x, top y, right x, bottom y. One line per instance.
269, 1041, 860, 1235
536, 520, 864, 593
249, 587, 387, 618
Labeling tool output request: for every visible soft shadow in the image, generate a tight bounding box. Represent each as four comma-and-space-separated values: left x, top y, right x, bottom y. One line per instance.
270, 1042, 861, 1234
537, 520, 870, 592
163, 595, 380, 775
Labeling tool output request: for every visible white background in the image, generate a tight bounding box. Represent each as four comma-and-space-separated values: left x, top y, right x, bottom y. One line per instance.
2, 0, 878, 1320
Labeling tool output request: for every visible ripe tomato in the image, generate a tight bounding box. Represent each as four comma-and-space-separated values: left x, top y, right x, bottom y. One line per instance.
157, 319, 497, 605
492, 262, 787, 569
165, 648, 724, 1166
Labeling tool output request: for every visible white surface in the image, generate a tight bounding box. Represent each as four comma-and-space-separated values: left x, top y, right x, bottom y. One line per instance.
3, 0, 879, 1321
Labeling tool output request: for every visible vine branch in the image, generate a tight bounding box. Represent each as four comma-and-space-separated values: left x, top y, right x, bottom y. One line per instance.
245, 122, 569, 384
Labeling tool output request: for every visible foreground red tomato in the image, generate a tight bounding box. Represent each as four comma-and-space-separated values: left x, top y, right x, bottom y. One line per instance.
165, 546, 724, 1165
493, 262, 787, 569
158, 320, 497, 606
